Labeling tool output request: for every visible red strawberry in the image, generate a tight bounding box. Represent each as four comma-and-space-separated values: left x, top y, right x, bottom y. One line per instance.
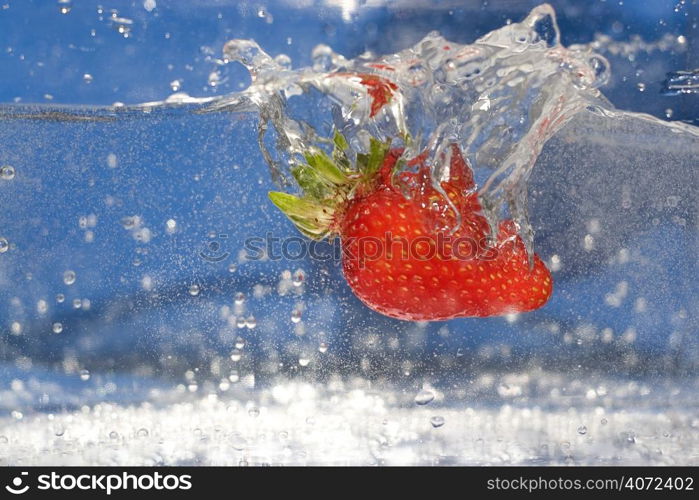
329, 73, 398, 117
269, 134, 552, 321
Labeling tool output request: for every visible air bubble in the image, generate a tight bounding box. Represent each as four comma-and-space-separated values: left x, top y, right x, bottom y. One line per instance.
414, 389, 435, 405
245, 316, 256, 329
299, 356, 311, 367
52, 322, 63, 334
235, 337, 245, 350
79, 369, 90, 381
291, 309, 302, 323
430, 416, 445, 428
83, 73, 93, 84
248, 407, 260, 418
318, 342, 329, 353
577, 425, 587, 435
63, 270, 76, 285
0, 238, 8, 253
1, 165, 15, 180
234, 292, 245, 305
292, 269, 305, 287
188, 284, 200, 296
230, 349, 242, 362
58, 0, 72, 14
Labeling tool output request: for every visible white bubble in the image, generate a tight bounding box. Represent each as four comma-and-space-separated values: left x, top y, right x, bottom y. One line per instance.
106, 153, 118, 168
0, 165, 15, 180
63, 270, 76, 285
430, 416, 445, 428
414, 389, 435, 405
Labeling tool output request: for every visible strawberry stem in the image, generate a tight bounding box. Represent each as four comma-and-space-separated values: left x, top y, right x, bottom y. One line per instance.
269, 132, 392, 239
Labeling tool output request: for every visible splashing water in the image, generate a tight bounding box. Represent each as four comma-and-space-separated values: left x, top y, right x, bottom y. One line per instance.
1, 2, 699, 467
203, 4, 613, 256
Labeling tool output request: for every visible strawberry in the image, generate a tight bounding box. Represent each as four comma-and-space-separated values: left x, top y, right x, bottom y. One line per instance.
269, 133, 552, 321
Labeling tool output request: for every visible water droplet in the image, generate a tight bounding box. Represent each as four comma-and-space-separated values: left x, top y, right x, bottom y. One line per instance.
577, 425, 587, 435
665, 108, 674, 119
112, 17, 133, 38
637, 82, 646, 92
63, 270, 76, 285
291, 309, 302, 323
187, 382, 198, 392
58, 0, 72, 14
53, 423, 65, 436
414, 389, 435, 405
10, 322, 22, 335
430, 416, 445, 428
299, 356, 310, 367
230, 349, 242, 362
56, 293, 65, 303
245, 316, 256, 329
235, 337, 246, 349
236, 317, 246, 329
1, 165, 15, 180
230, 434, 248, 450
79, 369, 90, 381
208, 70, 221, 87
248, 407, 260, 418
318, 342, 328, 353
0, 238, 9, 253
227, 263, 237, 273
109, 431, 119, 440
292, 269, 305, 286
136, 428, 149, 438
188, 284, 200, 296
83, 73, 93, 84
170, 80, 181, 92
234, 292, 245, 305
37, 299, 48, 314
601, 418, 608, 425
52, 322, 63, 334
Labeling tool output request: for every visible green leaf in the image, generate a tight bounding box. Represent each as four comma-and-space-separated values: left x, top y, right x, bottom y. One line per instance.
303, 149, 348, 186
291, 165, 330, 200
365, 137, 390, 176
268, 191, 335, 240
333, 130, 349, 152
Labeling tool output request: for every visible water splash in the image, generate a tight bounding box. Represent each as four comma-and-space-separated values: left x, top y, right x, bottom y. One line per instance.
662, 69, 699, 95
205, 4, 612, 256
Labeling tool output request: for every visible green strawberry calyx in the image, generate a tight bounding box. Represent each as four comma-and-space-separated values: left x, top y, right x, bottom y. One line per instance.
268, 131, 391, 240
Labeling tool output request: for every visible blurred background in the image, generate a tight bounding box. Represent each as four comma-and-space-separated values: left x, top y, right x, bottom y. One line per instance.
0, 0, 697, 465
